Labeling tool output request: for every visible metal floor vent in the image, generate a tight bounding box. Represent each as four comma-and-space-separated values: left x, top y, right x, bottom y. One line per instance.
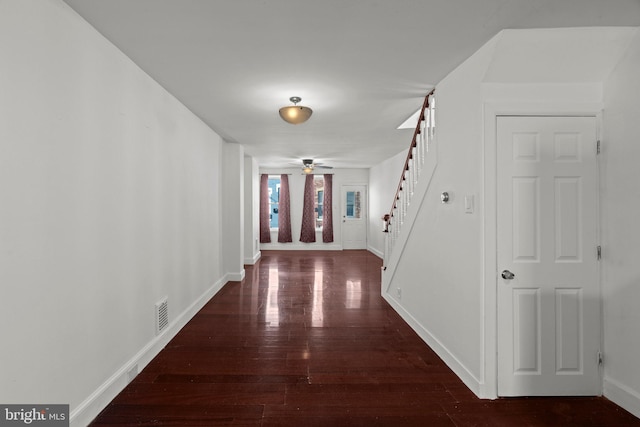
155, 297, 168, 335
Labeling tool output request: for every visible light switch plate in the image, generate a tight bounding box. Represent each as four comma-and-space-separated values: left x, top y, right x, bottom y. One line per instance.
464, 195, 474, 214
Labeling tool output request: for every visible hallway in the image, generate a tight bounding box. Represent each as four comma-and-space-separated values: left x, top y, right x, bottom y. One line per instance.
91, 250, 639, 426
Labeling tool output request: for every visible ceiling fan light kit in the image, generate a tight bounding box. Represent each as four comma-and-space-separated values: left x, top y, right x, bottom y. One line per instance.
302, 159, 314, 174
299, 158, 333, 174
279, 96, 313, 125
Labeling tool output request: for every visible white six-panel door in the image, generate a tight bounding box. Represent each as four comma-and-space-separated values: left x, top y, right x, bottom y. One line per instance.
497, 116, 600, 396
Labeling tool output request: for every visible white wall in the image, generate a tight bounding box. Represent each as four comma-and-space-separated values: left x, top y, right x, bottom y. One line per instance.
0, 1, 229, 424
368, 149, 407, 258
244, 156, 261, 264
382, 27, 640, 406
222, 143, 245, 280
259, 168, 369, 250
382, 35, 498, 392
602, 28, 640, 418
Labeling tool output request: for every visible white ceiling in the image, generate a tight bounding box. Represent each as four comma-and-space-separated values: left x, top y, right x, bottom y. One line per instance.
62, 0, 640, 169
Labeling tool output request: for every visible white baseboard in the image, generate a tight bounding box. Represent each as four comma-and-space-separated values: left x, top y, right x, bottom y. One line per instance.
244, 251, 261, 265
225, 269, 246, 282
260, 243, 343, 251
367, 245, 383, 259
604, 376, 640, 419
70, 277, 228, 427
382, 291, 482, 397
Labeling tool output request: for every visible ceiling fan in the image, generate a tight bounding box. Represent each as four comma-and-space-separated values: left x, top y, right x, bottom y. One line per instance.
301, 158, 333, 174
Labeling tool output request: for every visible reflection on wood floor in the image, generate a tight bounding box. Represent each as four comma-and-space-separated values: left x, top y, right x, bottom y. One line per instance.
91, 250, 639, 426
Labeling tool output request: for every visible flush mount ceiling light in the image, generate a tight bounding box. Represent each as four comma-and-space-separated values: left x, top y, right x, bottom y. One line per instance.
279, 96, 313, 125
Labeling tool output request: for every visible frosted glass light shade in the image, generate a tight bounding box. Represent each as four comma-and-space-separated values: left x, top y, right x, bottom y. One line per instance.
279, 97, 312, 124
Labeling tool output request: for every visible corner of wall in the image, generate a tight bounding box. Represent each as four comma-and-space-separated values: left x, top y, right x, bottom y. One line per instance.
601, 25, 640, 419
245, 250, 262, 266
225, 269, 246, 282
367, 245, 383, 259
604, 378, 640, 419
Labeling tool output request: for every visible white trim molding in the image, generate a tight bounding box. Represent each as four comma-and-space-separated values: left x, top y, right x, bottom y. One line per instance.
604, 377, 640, 419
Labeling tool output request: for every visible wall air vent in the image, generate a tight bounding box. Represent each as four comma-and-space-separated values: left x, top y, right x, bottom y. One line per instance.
155, 297, 168, 335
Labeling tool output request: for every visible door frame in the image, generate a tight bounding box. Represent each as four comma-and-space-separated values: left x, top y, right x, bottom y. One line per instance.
481, 101, 603, 399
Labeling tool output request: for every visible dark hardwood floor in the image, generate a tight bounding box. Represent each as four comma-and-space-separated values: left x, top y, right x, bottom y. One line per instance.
91, 250, 639, 426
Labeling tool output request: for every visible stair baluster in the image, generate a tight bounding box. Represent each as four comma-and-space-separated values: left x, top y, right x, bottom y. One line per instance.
382, 90, 435, 266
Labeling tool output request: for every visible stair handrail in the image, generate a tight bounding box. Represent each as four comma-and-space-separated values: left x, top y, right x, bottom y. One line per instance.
383, 89, 434, 233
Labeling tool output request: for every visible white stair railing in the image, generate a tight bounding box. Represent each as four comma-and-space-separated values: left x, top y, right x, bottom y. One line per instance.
382, 90, 435, 267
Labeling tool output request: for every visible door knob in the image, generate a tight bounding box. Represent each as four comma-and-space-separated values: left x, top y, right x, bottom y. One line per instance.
501, 270, 515, 280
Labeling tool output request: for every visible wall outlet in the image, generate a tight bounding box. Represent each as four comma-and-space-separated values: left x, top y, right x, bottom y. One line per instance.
396, 288, 402, 299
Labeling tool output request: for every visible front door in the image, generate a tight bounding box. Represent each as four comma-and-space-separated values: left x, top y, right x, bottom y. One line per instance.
341, 185, 367, 249
497, 116, 600, 396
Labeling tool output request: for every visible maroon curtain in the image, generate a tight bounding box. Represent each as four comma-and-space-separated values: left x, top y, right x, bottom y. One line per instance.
299, 174, 316, 243
322, 174, 333, 243
277, 174, 292, 243
259, 174, 271, 243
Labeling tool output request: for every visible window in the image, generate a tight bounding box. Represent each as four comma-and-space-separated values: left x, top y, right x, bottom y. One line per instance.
345, 190, 361, 219
317, 190, 324, 223
314, 176, 324, 228
268, 176, 280, 228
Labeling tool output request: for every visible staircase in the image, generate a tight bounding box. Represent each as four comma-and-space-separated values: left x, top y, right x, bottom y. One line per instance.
382, 90, 436, 285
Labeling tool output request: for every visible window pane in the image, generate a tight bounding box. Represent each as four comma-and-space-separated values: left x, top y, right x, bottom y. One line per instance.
346, 191, 361, 219
317, 190, 324, 218
268, 177, 280, 228
314, 176, 324, 228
